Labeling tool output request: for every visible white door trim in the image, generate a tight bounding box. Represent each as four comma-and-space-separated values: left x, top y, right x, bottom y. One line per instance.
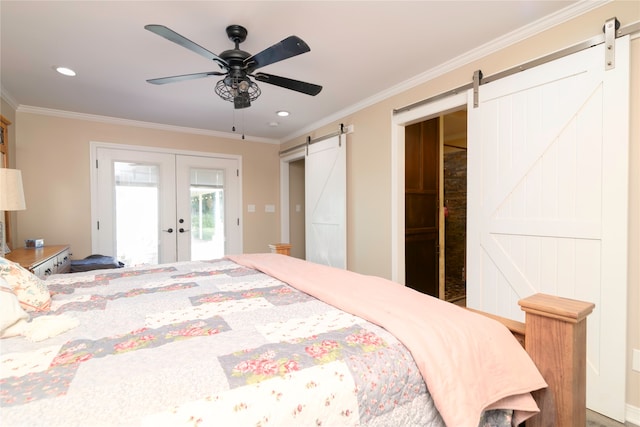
390, 92, 467, 284
279, 147, 305, 244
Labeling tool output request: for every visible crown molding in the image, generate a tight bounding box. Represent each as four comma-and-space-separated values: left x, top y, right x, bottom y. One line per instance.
0, 86, 19, 110
14, 105, 280, 144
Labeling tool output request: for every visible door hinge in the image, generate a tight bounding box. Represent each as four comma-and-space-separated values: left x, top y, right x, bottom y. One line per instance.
97, 221, 100, 230
237, 218, 240, 226
96, 159, 98, 168
237, 169, 239, 177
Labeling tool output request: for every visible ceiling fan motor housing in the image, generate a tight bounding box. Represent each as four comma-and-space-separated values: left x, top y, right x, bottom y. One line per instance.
226, 25, 248, 44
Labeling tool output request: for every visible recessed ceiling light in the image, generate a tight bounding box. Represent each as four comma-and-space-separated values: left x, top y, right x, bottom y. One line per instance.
276, 110, 289, 117
55, 66, 76, 77
268, 121, 279, 127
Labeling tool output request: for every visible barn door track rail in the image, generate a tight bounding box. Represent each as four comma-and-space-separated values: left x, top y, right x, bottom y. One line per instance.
395, 17, 640, 114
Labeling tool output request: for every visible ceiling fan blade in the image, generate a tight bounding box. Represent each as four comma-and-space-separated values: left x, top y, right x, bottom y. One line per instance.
245, 36, 310, 71
147, 71, 226, 85
145, 24, 228, 68
253, 73, 322, 96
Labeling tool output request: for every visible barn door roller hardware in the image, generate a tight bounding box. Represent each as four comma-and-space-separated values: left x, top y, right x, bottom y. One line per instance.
280, 123, 351, 157
604, 17, 620, 70
473, 70, 483, 108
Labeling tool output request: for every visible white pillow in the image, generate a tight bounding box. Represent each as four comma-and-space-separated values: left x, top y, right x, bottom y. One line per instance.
0, 277, 30, 338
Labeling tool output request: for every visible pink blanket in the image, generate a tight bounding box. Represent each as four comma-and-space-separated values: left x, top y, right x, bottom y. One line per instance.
228, 253, 547, 426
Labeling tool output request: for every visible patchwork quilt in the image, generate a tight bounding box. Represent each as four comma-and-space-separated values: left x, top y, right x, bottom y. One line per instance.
1, 258, 517, 426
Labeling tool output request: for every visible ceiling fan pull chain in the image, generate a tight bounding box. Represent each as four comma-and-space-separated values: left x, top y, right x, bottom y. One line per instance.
232, 108, 236, 132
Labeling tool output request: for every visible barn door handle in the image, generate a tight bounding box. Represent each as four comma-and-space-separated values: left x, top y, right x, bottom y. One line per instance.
179, 228, 190, 233
163, 228, 174, 233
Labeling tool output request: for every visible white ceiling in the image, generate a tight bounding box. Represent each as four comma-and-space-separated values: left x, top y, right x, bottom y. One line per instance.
1, 1, 585, 143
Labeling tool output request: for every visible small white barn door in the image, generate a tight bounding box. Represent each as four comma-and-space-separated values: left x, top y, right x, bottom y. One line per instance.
305, 134, 346, 268
467, 37, 629, 421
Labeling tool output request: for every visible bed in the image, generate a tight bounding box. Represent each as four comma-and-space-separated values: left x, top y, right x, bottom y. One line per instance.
0, 253, 593, 426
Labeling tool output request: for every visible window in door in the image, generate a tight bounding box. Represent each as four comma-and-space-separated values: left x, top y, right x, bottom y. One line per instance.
114, 161, 161, 266
186, 168, 225, 261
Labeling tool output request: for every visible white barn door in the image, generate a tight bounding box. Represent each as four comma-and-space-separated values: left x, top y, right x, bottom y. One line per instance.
305, 134, 346, 268
467, 37, 630, 421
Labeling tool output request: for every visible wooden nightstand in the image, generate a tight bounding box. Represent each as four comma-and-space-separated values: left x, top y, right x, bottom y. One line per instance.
5, 245, 71, 279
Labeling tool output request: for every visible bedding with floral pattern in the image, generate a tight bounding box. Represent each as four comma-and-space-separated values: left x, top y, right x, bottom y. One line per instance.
0, 257, 51, 312
1, 257, 532, 426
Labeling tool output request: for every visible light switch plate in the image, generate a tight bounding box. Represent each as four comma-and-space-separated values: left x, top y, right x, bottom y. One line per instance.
247, 204, 255, 213
265, 204, 275, 213
633, 349, 640, 372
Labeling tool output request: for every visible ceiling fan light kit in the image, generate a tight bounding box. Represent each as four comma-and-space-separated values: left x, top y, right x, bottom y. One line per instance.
214, 77, 261, 109
145, 24, 322, 110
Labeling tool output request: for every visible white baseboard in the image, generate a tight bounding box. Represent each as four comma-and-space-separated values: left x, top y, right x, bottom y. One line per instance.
627, 403, 640, 426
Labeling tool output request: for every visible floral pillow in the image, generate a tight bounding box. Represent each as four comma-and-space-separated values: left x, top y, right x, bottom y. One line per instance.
0, 277, 30, 338
0, 257, 51, 312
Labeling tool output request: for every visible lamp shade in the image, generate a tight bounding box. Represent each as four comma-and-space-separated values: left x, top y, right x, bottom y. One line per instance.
0, 168, 26, 211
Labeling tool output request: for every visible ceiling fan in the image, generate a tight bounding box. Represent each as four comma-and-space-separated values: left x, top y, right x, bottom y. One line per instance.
145, 24, 322, 109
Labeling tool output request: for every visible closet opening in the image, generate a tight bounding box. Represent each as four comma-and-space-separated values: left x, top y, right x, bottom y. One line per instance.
404, 108, 467, 303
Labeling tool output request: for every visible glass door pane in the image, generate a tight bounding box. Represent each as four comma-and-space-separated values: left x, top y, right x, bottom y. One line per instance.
114, 162, 160, 266
189, 168, 225, 260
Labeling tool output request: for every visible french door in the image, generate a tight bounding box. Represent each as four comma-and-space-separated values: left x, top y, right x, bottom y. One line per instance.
175, 155, 241, 261
92, 145, 241, 265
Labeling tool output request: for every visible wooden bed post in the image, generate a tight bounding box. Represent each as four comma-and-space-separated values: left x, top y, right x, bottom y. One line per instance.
518, 294, 595, 427
268, 243, 292, 256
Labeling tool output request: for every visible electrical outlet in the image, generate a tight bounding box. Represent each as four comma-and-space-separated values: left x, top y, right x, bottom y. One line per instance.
633, 349, 640, 372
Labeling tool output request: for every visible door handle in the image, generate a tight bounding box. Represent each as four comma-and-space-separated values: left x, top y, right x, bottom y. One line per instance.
163, 228, 174, 233
179, 228, 190, 233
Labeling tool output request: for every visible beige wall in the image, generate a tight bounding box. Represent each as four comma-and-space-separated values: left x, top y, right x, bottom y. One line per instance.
12, 112, 281, 258
281, 0, 640, 413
